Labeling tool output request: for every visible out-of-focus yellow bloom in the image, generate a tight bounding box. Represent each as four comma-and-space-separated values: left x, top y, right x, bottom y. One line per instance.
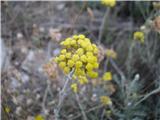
133, 31, 145, 43
71, 83, 78, 93
101, 0, 116, 7
103, 72, 112, 81
106, 49, 117, 59
106, 110, 112, 116
34, 115, 44, 120
5, 106, 10, 113
100, 96, 112, 105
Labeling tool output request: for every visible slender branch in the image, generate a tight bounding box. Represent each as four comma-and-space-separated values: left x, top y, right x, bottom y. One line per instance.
98, 8, 110, 44
70, 105, 103, 120
75, 94, 88, 120
54, 69, 74, 120
134, 87, 160, 106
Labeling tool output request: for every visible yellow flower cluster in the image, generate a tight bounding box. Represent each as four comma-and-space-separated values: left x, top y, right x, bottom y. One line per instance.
102, 72, 112, 81
101, 0, 116, 7
100, 96, 112, 105
106, 49, 117, 59
133, 31, 145, 43
55, 34, 99, 92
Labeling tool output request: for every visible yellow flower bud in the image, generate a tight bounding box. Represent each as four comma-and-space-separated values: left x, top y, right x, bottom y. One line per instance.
80, 55, 87, 63
86, 52, 93, 56
71, 83, 78, 93
77, 39, 83, 45
78, 76, 88, 85
54, 57, 59, 63
86, 45, 93, 51
59, 55, 65, 61
59, 62, 66, 69
84, 38, 91, 43
61, 49, 67, 54
76, 48, 84, 56
87, 71, 98, 78
67, 60, 74, 67
93, 47, 98, 54
100, 96, 112, 105
86, 63, 93, 71
72, 54, 79, 61
64, 67, 70, 74
102, 72, 112, 81
75, 61, 82, 68
70, 40, 76, 46
78, 34, 85, 39
93, 62, 99, 68
66, 52, 71, 58
73, 35, 79, 39
133, 31, 145, 43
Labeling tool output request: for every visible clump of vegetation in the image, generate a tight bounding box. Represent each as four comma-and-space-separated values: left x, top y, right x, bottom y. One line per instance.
1, 1, 160, 120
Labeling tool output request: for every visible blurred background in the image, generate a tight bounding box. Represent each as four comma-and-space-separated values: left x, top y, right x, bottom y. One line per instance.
1, 1, 160, 120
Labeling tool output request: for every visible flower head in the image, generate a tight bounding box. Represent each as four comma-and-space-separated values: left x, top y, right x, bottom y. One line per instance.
102, 72, 112, 81
100, 96, 112, 105
133, 31, 145, 43
55, 34, 99, 88
101, 0, 116, 7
